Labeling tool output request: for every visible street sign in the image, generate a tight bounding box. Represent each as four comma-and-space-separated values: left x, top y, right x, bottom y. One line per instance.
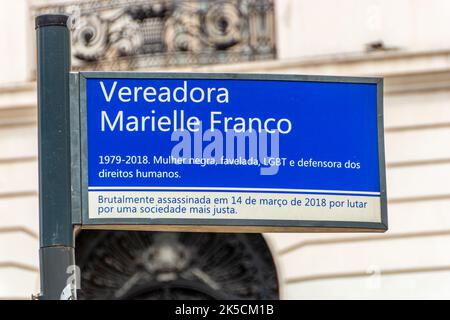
72, 72, 387, 232
37, 13, 386, 301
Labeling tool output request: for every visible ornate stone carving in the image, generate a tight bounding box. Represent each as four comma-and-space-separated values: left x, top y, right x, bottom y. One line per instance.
32, 0, 276, 70
76, 231, 279, 299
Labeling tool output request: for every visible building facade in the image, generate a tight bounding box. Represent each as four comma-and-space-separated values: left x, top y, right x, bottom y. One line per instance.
1, 0, 450, 299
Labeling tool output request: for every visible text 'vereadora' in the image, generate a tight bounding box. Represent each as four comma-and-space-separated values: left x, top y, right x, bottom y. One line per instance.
100, 80, 230, 104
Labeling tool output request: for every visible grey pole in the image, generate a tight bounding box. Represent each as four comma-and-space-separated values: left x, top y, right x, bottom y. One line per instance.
35, 14, 76, 300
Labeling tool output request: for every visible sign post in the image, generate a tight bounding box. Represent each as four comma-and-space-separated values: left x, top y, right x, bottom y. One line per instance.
35, 13, 387, 300
36, 14, 76, 300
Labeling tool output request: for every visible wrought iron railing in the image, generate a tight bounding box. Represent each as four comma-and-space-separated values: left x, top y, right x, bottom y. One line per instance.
32, 0, 276, 71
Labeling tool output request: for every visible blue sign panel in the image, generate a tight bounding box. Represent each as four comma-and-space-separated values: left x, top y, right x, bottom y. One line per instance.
80, 73, 387, 232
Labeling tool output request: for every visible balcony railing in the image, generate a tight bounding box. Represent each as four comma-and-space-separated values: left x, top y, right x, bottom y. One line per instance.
32, 0, 276, 71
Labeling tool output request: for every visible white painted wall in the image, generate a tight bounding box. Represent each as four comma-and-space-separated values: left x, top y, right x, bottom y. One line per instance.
0, 0, 31, 85
276, 0, 450, 59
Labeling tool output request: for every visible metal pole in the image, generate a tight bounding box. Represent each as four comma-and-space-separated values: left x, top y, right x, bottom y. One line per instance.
35, 14, 76, 300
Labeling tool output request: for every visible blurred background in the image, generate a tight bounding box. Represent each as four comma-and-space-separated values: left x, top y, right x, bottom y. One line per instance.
1, 0, 450, 299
